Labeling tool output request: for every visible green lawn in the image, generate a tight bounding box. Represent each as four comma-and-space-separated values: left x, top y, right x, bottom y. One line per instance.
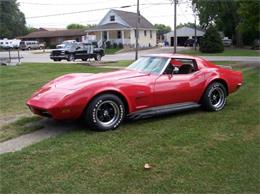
0, 63, 117, 117
0, 62, 259, 193
178, 48, 260, 56
104, 48, 122, 54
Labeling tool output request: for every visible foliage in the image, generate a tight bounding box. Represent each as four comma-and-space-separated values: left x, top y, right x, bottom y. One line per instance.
0, 0, 27, 38
112, 42, 118, 49
66, 23, 96, 29
118, 42, 123, 49
25, 26, 37, 34
237, 1, 260, 45
199, 26, 224, 53
105, 41, 111, 49
192, 0, 260, 46
154, 24, 171, 36
177, 22, 201, 29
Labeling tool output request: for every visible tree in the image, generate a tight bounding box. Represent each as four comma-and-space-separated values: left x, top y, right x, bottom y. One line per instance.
67, 23, 96, 29
154, 24, 171, 41
199, 26, 224, 53
237, 1, 260, 45
192, 0, 260, 46
177, 22, 200, 29
26, 26, 37, 34
192, 0, 242, 46
0, 0, 27, 38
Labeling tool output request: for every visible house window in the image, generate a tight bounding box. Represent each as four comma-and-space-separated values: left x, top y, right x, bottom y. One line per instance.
144, 30, 147, 36
150, 30, 152, 38
117, 31, 122, 39
110, 15, 115, 21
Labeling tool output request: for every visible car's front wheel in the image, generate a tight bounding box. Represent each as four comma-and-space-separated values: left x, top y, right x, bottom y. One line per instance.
84, 94, 125, 131
202, 82, 227, 111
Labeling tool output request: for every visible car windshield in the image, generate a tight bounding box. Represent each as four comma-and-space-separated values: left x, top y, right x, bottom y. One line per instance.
127, 56, 168, 74
64, 44, 76, 49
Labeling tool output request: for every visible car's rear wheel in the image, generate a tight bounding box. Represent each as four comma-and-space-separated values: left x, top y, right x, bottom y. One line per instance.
84, 94, 125, 131
202, 82, 227, 111
67, 54, 75, 61
95, 53, 102, 61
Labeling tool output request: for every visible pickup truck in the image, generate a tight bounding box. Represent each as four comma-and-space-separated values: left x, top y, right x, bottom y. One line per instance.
50, 42, 104, 62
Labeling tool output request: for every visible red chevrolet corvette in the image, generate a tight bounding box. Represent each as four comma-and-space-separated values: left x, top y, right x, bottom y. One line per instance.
27, 54, 243, 131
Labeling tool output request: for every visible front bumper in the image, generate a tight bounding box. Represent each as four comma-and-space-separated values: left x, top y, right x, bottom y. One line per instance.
50, 54, 68, 60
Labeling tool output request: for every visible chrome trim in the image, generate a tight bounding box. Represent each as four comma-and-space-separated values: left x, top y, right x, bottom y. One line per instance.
159, 58, 171, 75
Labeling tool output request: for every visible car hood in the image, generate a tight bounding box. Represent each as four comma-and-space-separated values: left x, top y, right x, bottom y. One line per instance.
52, 48, 71, 52
52, 69, 148, 90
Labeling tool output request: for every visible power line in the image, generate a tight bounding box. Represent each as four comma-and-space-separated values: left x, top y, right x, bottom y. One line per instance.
25, 2, 172, 19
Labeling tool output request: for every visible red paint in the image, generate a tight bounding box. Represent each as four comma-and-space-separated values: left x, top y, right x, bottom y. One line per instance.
27, 54, 243, 120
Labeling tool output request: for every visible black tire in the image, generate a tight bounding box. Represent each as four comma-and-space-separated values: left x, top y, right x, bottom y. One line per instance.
84, 94, 125, 131
202, 82, 227, 111
95, 53, 102, 61
53, 59, 61, 61
67, 54, 75, 61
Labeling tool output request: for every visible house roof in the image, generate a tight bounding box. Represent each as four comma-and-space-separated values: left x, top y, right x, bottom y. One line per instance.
164, 26, 205, 37
20, 29, 86, 39
38, 27, 67, 31
112, 9, 155, 29
86, 23, 130, 31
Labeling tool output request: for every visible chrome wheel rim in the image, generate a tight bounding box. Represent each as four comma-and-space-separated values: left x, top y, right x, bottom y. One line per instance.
209, 87, 225, 109
97, 54, 101, 61
95, 100, 120, 127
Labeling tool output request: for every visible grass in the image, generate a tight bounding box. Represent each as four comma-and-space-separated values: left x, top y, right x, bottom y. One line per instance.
0, 62, 120, 117
104, 47, 122, 54
178, 48, 260, 56
0, 62, 259, 193
0, 116, 42, 142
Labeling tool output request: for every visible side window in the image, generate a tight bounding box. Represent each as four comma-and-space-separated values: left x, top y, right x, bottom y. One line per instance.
163, 58, 198, 75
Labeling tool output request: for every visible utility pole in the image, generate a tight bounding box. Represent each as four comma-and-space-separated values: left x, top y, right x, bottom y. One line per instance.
194, 15, 197, 50
135, 0, 140, 60
193, 4, 197, 51
173, 0, 177, 54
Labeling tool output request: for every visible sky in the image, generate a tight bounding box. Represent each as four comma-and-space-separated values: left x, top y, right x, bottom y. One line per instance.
17, 0, 196, 30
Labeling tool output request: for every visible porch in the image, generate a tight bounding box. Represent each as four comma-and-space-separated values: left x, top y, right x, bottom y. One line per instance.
87, 30, 132, 47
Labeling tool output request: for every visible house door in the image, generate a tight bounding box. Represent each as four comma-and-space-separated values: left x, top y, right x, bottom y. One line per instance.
103, 31, 107, 41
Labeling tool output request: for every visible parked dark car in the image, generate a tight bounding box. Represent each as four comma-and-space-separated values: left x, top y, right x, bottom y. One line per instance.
184, 39, 195, 47
50, 42, 104, 62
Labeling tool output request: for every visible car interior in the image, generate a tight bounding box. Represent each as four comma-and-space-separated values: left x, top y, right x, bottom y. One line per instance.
163, 58, 197, 75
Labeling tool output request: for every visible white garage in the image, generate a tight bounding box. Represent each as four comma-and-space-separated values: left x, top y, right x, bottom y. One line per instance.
164, 26, 205, 46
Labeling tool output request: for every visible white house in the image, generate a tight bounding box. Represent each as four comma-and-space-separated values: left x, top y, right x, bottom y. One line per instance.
164, 26, 205, 46
85, 9, 157, 48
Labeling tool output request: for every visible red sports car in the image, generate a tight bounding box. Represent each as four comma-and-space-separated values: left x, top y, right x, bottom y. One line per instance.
27, 54, 243, 131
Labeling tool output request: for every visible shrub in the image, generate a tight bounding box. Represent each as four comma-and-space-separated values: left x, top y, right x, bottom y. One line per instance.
118, 42, 123, 49
105, 41, 111, 49
112, 42, 118, 48
199, 26, 224, 53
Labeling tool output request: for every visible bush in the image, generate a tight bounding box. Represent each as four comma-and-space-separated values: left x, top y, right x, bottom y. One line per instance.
112, 42, 118, 48
199, 26, 224, 53
118, 42, 123, 49
105, 41, 111, 49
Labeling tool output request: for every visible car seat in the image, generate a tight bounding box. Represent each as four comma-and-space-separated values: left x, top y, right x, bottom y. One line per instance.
178, 64, 194, 74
